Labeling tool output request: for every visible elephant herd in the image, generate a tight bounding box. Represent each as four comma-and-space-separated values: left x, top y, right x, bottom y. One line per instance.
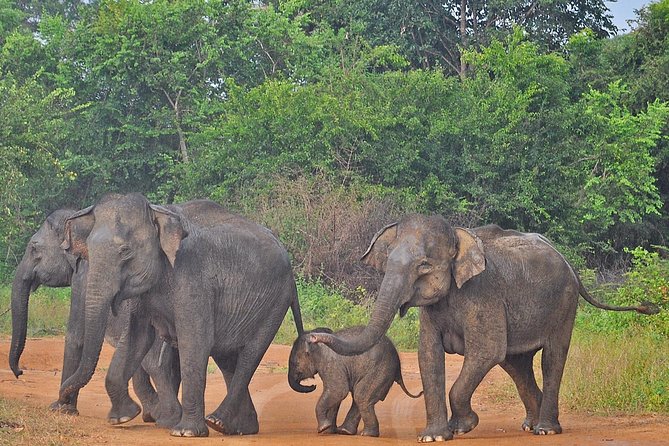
8, 193, 658, 442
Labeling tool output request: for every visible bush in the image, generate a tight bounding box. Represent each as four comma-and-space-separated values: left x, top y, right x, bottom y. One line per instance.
230, 174, 418, 297
576, 246, 669, 337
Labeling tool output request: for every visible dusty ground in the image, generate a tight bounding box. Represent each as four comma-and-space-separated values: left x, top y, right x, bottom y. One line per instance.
1, 337, 668, 445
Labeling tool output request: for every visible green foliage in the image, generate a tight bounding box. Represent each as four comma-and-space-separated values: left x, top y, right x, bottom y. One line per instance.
1, 0, 669, 309
0, 285, 71, 336
0, 72, 75, 280
576, 83, 667, 228
576, 247, 669, 336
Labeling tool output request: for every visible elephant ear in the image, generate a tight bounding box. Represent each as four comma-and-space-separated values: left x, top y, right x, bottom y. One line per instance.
361, 222, 398, 272
61, 205, 95, 261
150, 204, 188, 267
453, 227, 486, 289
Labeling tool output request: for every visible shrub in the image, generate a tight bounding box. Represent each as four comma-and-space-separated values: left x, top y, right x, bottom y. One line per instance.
576, 246, 669, 337
230, 174, 418, 297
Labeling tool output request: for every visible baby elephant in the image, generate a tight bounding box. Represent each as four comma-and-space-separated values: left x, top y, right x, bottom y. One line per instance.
288, 326, 422, 437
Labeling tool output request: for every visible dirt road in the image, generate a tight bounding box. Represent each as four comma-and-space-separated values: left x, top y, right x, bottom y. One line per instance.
1, 338, 668, 445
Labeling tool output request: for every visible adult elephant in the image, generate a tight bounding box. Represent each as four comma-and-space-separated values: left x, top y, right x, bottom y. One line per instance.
57, 193, 304, 437
8, 208, 180, 425
310, 215, 659, 442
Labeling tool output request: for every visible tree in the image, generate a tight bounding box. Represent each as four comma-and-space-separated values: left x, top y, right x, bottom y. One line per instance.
0, 72, 75, 279
285, 0, 617, 76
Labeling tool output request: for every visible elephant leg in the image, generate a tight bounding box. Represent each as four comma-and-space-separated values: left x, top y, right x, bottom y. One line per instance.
50, 282, 85, 415
140, 340, 182, 428
315, 387, 348, 434
106, 314, 154, 425
205, 346, 264, 435
205, 353, 257, 435
336, 401, 360, 435
500, 352, 542, 432
535, 335, 572, 435
131, 366, 158, 422
448, 354, 500, 435
50, 322, 84, 415
355, 397, 380, 437
170, 344, 210, 437
417, 312, 452, 442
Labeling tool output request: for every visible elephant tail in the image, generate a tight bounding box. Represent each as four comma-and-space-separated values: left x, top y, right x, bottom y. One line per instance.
290, 283, 305, 336
577, 278, 660, 315
395, 367, 423, 399
535, 233, 660, 316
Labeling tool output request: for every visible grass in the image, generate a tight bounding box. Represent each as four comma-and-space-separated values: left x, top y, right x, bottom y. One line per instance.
561, 327, 669, 414
0, 285, 70, 337
0, 397, 89, 446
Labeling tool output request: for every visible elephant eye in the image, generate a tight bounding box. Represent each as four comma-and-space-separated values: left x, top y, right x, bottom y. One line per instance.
417, 260, 433, 274
119, 245, 134, 261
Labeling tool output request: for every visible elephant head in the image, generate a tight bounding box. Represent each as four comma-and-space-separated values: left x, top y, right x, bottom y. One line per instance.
57, 193, 187, 398
310, 214, 485, 355
288, 328, 334, 393
9, 209, 77, 378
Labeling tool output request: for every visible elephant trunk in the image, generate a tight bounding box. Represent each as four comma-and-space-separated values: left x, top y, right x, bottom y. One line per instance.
287, 370, 317, 393
9, 257, 37, 378
288, 362, 316, 393
311, 269, 406, 356
58, 271, 112, 400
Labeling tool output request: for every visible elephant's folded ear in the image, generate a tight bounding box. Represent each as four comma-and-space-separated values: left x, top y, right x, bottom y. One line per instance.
150, 205, 187, 267
361, 222, 398, 272
61, 206, 95, 260
453, 228, 486, 288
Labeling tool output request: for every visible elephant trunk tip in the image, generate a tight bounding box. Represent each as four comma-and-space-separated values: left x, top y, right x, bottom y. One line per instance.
289, 381, 317, 393
10, 365, 23, 379
637, 301, 660, 315
307, 333, 329, 345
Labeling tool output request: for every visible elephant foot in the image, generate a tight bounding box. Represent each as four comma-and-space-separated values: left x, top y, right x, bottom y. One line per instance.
448, 411, 479, 435
317, 422, 335, 434
533, 421, 562, 435
205, 412, 259, 435
107, 400, 141, 425
522, 417, 537, 432
155, 406, 182, 429
139, 396, 159, 423
336, 424, 357, 435
170, 421, 209, 437
417, 423, 454, 442
49, 400, 79, 416
360, 427, 380, 437
141, 410, 156, 423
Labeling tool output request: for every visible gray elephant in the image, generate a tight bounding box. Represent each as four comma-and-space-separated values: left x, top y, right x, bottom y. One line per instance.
310, 215, 659, 442
8, 208, 181, 426
289, 326, 422, 437
57, 193, 304, 437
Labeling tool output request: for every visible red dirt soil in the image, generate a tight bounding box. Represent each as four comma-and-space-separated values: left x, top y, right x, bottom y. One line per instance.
1, 337, 668, 445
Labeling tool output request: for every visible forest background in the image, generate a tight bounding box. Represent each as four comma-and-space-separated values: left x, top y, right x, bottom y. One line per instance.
0, 0, 668, 414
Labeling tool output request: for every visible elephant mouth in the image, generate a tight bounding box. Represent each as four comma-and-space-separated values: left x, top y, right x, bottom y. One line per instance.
298, 378, 316, 391
298, 376, 317, 387
399, 302, 411, 317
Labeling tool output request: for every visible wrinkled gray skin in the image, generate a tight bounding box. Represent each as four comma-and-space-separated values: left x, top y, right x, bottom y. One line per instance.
58, 193, 304, 438
8, 209, 181, 426
311, 215, 659, 442
289, 326, 422, 437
